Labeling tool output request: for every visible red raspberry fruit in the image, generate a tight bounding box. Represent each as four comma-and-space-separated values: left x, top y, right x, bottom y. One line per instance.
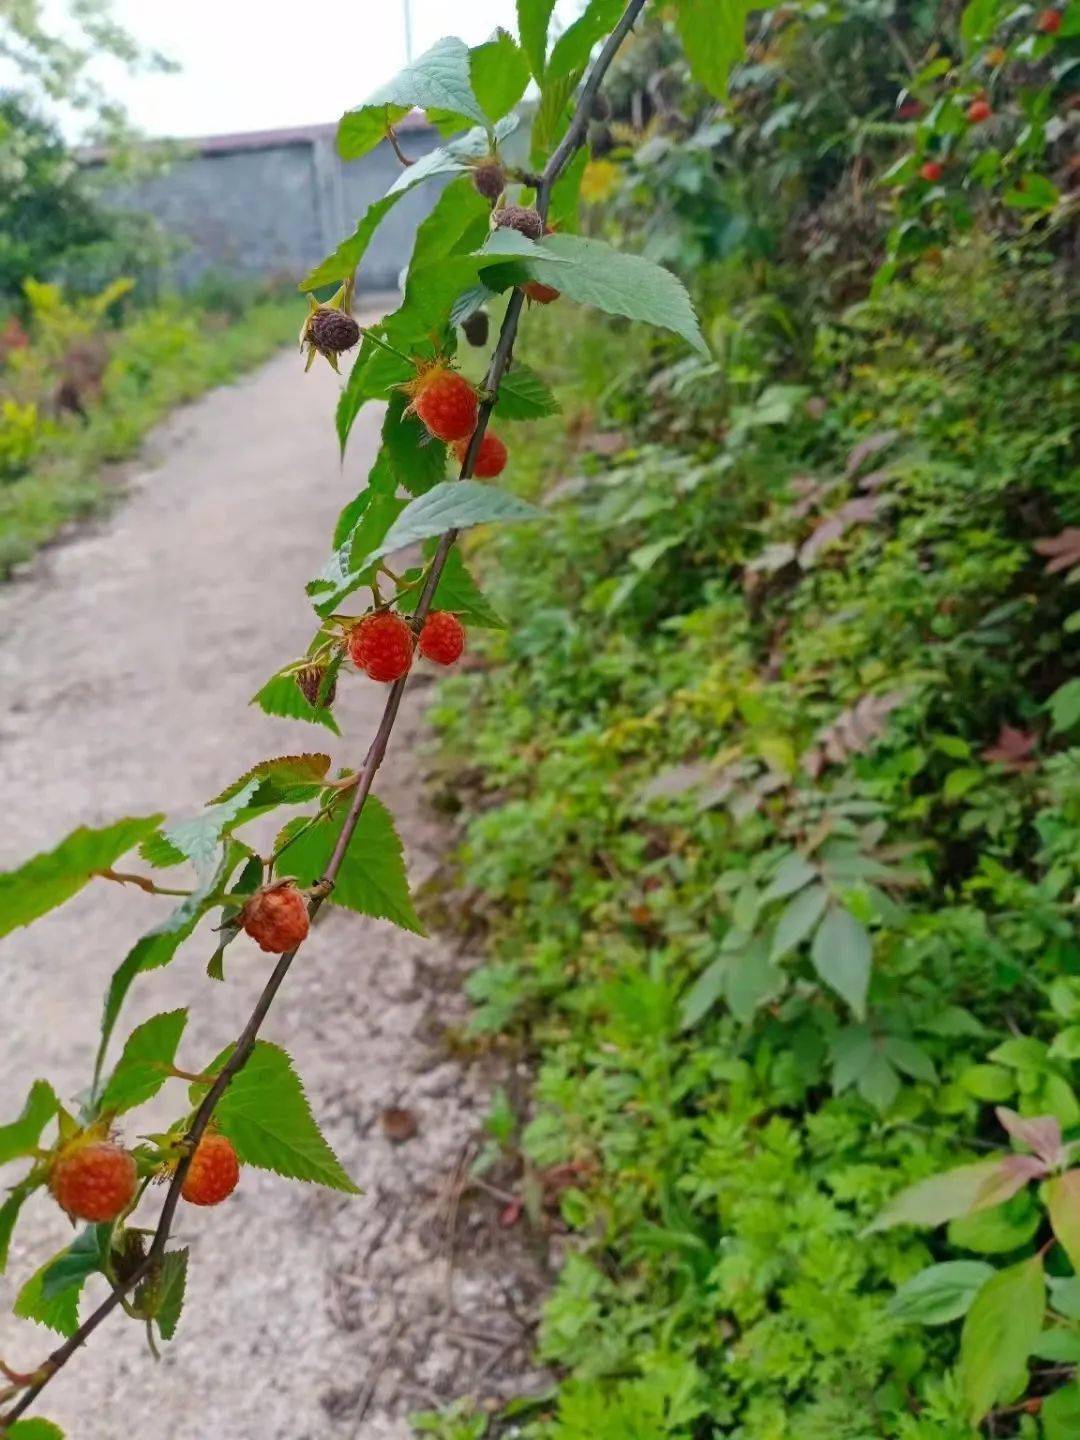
181, 1132, 240, 1207
50, 1140, 138, 1223
349, 611, 415, 683
920, 160, 944, 183
453, 430, 508, 478
407, 365, 478, 442
522, 281, 560, 305
419, 612, 466, 667
241, 881, 310, 954
1037, 7, 1062, 30
967, 98, 992, 123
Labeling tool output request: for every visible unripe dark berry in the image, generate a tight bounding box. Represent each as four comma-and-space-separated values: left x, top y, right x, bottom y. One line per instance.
493, 205, 544, 240
295, 664, 336, 709
307, 308, 360, 357
462, 310, 490, 347
472, 159, 506, 202
588, 121, 615, 158
349, 611, 415, 683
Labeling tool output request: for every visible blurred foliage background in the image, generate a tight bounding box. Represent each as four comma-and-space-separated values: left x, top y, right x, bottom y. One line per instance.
422, 2, 1080, 1436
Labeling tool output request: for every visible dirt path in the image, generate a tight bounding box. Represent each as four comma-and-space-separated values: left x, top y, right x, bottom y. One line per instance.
0, 337, 545, 1438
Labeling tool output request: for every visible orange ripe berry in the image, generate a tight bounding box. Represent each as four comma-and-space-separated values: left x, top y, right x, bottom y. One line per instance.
348, 611, 415, 683
241, 881, 310, 954
407, 365, 478, 442
181, 1132, 240, 1207
967, 98, 992, 123
1037, 8, 1062, 32
50, 1140, 138, 1223
522, 281, 560, 305
418, 611, 465, 666
452, 430, 507, 478
920, 160, 944, 183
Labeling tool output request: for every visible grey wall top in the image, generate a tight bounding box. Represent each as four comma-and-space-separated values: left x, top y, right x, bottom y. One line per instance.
101, 116, 440, 294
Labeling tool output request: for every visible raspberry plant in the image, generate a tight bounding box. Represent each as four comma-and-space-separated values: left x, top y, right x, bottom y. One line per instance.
0, 0, 734, 1430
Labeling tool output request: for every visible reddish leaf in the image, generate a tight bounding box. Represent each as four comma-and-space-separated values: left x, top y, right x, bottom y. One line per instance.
996, 1107, 1063, 1169
846, 429, 899, 476
982, 726, 1038, 772
803, 692, 907, 775
1034, 528, 1080, 576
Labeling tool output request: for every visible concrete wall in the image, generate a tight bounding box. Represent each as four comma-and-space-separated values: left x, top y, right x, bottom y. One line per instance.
107, 121, 440, 295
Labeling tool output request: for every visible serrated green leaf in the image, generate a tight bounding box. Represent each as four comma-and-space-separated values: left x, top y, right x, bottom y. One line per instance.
673, 0, 752, 97
0, 815, 164, 940
960, 0, 1000, 52
135, 1247, 188, 1341
0, 1081, 59, 1165
336, 101, 411, 162
889, 1261, 996, 1326
15, 1260, 80, 1337
41, 1225, 107, 1301
471, 29, 529, 123
959, 1256, 1045, 1424
0, 1181, 35, 1274
193, 1042, 358, 1193
811, 903, 872, 1018
340, 38, 486, 160
210, 754, 332, 808
251, 671, 341, 734
501, 232, 708, 355
548, 0, 624, 78
496, 363, 560, 420
517, 0, 557, 78
146, 781, 259, 883
97, 1010, 188, 1117
770, 882, 828, 962
397, 547, 506, 629
353, 480, 540, 573
281, 795, 423, 934
383, 390, 448, 496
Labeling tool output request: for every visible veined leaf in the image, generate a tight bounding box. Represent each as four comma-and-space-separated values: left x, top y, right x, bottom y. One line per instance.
210, 754, 332, 808
771, 882, 828, 962
145, 780, 259, 880
496, 362, 561, 420
0, 1181, 36, 1274
510, 233, 708, 356
959, 1256, 1044, 1424
0, 815, 164, 939
193, 1041, 359, 1193
811, 904, 872, 1018
97, 1010, 188, 1117
353, 480, 540, 573
281, 795, 423, 935
674, 0, 752, 97
471, 29, 530, 122
336, 102, 411, 163
40, 1225, 107, 1301
337, 37, 486, 163
251, 670, 341, 735
867, 1159, 1015, 1232
136, 1247, 188, 1341
397, 547, 506, 630
888, 1261, 995, 1325
0, 1081, 59, 1165
547, 0, 624, 78
517, 0, 558, 77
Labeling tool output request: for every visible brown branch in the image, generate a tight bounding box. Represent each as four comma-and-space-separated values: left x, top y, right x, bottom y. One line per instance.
0, 0, 648, 1424
93, 868, 192, 898
386, 126, 414, 168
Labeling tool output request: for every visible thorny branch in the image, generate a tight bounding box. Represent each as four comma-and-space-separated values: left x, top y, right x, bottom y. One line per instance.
0, 0, 648, 1422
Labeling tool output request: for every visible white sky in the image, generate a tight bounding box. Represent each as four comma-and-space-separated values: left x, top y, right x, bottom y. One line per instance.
60, 0, 582, 140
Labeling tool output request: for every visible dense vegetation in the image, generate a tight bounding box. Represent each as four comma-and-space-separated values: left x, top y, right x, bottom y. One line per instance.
427, 5, 1080, 1437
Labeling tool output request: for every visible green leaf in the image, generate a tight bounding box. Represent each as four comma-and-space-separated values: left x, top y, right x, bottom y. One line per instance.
15, 1264, 80, 1336
959, 1256, 1045, 1425
960, 0, 1001, 53
496, 362, 561, 420
548, 0, 624, 79
888, 1261, 996, 1325
136, 1247, 188, 1341
1004, 173, 1060, 211
1043, 1385, 1080, 1439
336, 337, 412, 455
0, 1182, 35, 1274
7, 1421, 66, 1440
149, 781, 259, 881
41, 1225, 107, 1301
867, 1159, 1008, 1232
397, 547, 506, 629
949, 1192, 1043, 1254
352, 480, 541, 572
0, 1081, 59, 1165
0, 815, 164, 940
1048, 1170, 1080, 1272
281, 795, 423, 934
251, 670, 341, 735
1049, 679, 1080, 733
382, 390, 449, 497
471, 29, 530, 123
517, 0, 557, 77
194, 1041, 359, 1193
770, 882, 828, 962
210, 754, 332, 808
337, 37, 486, 164
97, 1010, 188, 1117
1033, 1329, 1080, 1363
531, 68, 580, 165
512, 233, 708, 356
760, 852, 817, 903
811, 904, 872, 1018
674, 0, 752, 96
310, 491, 408, 617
